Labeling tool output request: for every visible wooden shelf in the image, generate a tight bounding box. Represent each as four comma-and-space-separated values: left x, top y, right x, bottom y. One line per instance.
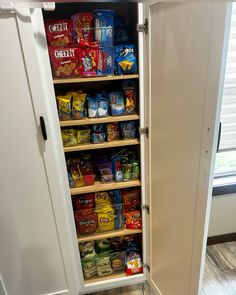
78, 228, 142, 243
53, 74, 139, 84
84, 272, 144, 284
64, 139, 140, 152
85, 272, 126, 284
60, 114, 140, 127
70, 180, 141, 195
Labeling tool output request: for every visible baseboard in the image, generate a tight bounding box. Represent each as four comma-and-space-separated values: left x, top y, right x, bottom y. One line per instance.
207, 232, 236, 245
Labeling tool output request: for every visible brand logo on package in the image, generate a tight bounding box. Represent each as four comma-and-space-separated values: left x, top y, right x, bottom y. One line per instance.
54, 49, 75, 58
49, 22, 68, 33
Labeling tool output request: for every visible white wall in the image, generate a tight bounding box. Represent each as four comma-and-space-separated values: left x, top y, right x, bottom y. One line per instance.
208, 193, 236, 237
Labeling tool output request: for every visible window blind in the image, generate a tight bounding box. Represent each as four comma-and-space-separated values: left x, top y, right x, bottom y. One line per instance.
219, 4, 236, 151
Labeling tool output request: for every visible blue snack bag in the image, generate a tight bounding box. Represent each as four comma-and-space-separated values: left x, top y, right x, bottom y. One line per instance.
87, 96, 98, 118
97, 47, 114, 76
109, 92, 125, 116
94, 10, 114, 48
115, 45, 138, 75
97, 93, 109, 117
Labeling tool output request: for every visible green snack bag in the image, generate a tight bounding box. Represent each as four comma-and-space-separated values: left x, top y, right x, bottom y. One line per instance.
82, 257, 97, 279
96, 255, 113, 277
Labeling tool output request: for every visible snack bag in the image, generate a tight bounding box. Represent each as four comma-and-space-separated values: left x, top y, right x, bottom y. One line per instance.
77, 129, 90, 144
95, 192, 112, 207
125, 210, 142, 229
96, 256, 113, 277
69, 91, 86, 120
94, 10, 114, 48
110, 237, 124, 252
126, 252, 143, 275
106, 123, 119, 142
71, 13, 93, 42
96, 206, 115, 232
48, 46, 79, 78
97, 47, 114, 76
122, 189, 141, 212
61, 129, 77, 147
96, 160, 114, 183
45, 19, 73, 46
111, 252, 126, 272
109, 92, 125, 116
81, 257, 97, 279
56, 94, 72, 120
122, 80, 137, 114
87, 97, 98, 118
79, 241, 96, 259
69, 161, 84, 187
78, 40, 99, 77
97, 94, 109, 117
114, 17, 129, 45
96, 239, 112, 254
75, 210, 98, 234
72, 193, 95, 211
91, 124, 105, 144
114, 45, 138, 75
111, 156, 123, 182
122, 160, 132, 181
120, 121, 136, 139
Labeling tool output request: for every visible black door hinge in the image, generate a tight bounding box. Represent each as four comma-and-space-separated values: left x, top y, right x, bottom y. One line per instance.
143, 263, 150, 272
141, 204, 150, 215
139, 127, 149, 138
137, 18, 148, 34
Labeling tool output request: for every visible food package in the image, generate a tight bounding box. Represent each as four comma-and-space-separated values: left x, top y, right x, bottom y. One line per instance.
76, 129, 90, 144
122, 189, 141, 212
71, 12, 93, 42
61, 129, 77, 147
109, 92, 125, 116
122, 80, 137, 114
96, 255, 113, 277
126, 251, 143, 275
94, 10, 114, 48
114, 45, 138, 75
56, 94, 72, 120
45, 19, 73, 46
72, 193, 95, 211
120, 121, 136, 139
78, 40, 99, 77
106, 123, 119, 142
69, 91, 86, 120
81, 257, 97, 279
96, 206, 115, 232
79, 241, 96, 259
75, 210, 98, 234
111, 252, 126, 271
87, 97, 98, 118
125, 210, 142, 229
97, 47, 114, 76
48, 46, 79, 78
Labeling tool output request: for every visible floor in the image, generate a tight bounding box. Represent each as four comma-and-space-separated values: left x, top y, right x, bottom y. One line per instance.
201, 241, 236, 295
88, 242, 236, 295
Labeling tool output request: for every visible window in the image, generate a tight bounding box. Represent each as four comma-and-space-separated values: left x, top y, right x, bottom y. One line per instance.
215, 3, 236, 179
213, 4, 236, 195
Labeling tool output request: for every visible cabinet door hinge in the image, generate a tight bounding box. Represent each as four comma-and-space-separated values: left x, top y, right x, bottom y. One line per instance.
143, 263, 150, 272
137, 18, 148, 34
141, 204, 149, 215
139, 127, 149, 138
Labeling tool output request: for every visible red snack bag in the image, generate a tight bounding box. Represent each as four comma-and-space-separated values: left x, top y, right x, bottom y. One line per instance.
75, 210, 97, 234
72, 193, 95, 211
122, 189, 141, 212
45, 19, 73, 46
72, 13, 93, 42
48, 46, 79, 78
78, 40, 99, 77
125, 210, 142, 229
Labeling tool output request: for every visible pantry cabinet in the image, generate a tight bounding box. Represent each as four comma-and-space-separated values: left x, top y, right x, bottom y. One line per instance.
0, 1, 229, 295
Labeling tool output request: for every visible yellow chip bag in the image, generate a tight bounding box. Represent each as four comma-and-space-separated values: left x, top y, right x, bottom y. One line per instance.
69, 91, 87, 120
57, 94, 72, 120
95, 192, 112, 207
61, 129, 77, 147
96, 205, 115, 232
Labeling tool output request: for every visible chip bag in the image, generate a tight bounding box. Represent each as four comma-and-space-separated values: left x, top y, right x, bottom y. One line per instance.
78, 40, 99, 77
71, 13, 94, 42
96, 205, 115, 232
45, 19, 73, 46
72, 193, 95, 211
114, 45, 138, 75
69, 91, 86, 120
125, 210, 142, 229
126, 252, 143, 275
48, 46, 79, 78
56, 94, 72, 120
61, 129, 77, 147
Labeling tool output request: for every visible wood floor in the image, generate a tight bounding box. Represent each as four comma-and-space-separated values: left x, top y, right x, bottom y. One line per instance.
87, 242, 236, 295
202, 241, 236, 295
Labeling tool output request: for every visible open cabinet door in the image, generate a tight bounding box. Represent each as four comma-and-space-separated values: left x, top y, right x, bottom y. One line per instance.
146, 2, 229, 295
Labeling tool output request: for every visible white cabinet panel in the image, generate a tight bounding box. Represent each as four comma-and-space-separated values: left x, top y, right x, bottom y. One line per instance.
0, 14, 71, 295
146, 2, 228, 295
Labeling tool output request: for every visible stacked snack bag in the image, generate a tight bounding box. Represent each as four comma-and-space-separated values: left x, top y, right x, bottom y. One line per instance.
67, 149, 140, 189
79, 234, 143, 279
44, 11, 138, 78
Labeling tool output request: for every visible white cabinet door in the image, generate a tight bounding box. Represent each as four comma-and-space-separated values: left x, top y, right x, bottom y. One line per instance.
0, 10, 80, 295
146, 2, 228, 295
